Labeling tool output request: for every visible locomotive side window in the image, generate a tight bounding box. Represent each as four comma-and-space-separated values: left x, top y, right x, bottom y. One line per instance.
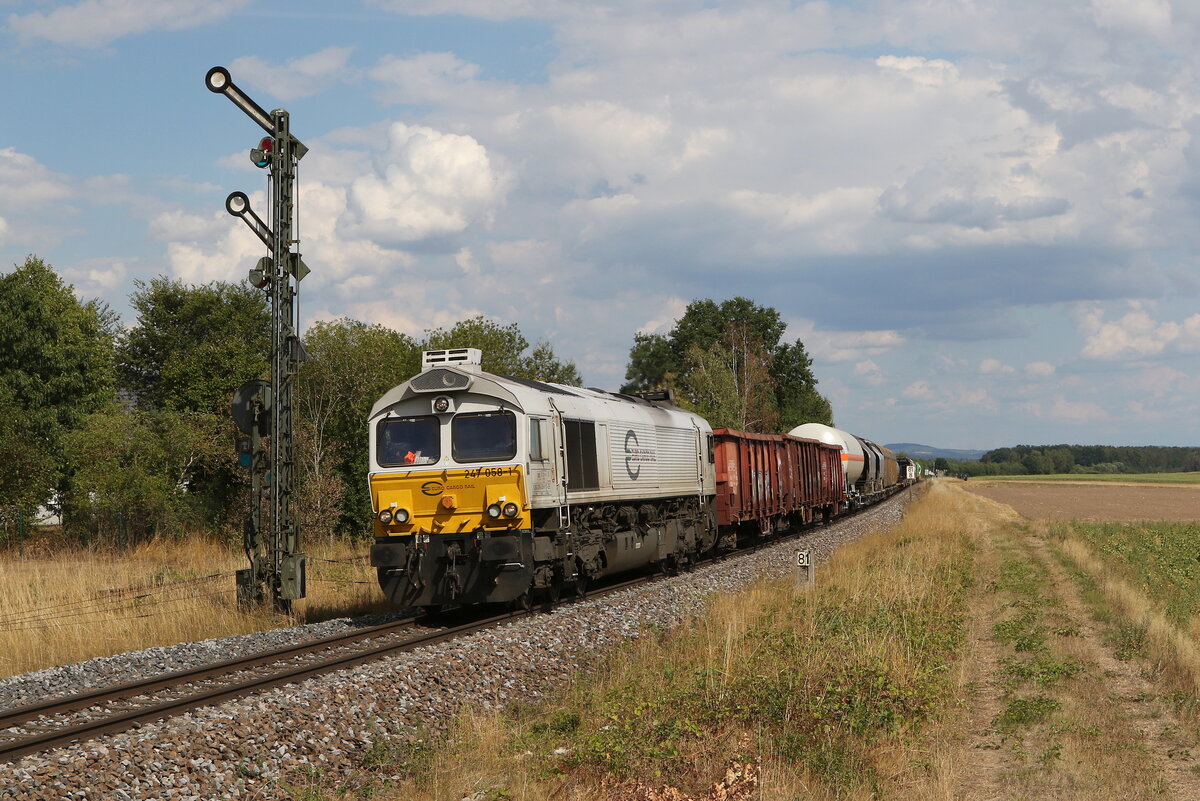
564, 419, 600, 491
378, 416, 441, 466
452, 411, 517, 462
706, 434, 714, 463
529, 418, 546, 461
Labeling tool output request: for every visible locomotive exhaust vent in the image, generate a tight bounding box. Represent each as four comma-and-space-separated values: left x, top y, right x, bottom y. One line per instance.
422, 348, 482, 372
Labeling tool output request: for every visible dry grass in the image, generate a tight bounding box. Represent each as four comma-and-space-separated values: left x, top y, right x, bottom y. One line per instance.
0, 537, 389, 680
290, 481, 982, 801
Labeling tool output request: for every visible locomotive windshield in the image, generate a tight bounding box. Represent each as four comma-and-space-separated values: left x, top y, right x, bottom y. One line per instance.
378, 416, 441, 466
452, 411, 516, 462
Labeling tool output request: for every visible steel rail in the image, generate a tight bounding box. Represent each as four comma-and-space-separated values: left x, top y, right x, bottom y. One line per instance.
0, 615, 422, 730
0, 487, 913, 764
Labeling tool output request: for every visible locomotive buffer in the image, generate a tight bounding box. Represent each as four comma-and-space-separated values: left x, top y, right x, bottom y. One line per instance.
206, 66, 308, 613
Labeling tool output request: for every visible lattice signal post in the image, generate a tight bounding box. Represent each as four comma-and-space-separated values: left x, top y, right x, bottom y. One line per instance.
206, 66, 308, 613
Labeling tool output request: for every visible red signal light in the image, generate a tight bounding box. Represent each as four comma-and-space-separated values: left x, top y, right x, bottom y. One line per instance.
251, 136, 274, 168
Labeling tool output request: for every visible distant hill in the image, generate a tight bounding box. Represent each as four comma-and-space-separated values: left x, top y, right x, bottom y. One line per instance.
885, 443, 987, 462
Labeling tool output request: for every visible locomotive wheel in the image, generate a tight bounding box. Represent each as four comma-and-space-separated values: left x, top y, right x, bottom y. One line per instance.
512, 591, 533, 612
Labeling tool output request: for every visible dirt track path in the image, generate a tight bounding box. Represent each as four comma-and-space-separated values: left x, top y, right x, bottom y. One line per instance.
951, 487, 1200, 800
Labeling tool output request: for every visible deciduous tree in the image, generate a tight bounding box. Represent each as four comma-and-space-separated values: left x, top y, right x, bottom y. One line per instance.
0, 255, 117, 511
118, 277, 269, 414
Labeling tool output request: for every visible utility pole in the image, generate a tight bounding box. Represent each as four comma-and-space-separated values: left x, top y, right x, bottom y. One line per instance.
207, 66, 308, 614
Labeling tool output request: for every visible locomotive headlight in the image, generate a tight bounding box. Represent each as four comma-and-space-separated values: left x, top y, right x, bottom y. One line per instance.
486, 503, 502, 519
433, 395, 451, 413
378, 509, 393, 524
394, 508, 410, 524
502, 502, 519, 518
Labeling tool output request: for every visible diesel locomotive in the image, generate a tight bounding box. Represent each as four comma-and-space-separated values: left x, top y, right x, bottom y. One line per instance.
368, 348, 718, 609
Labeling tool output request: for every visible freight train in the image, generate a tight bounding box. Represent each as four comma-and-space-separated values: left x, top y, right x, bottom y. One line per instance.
367, 348, 911, 610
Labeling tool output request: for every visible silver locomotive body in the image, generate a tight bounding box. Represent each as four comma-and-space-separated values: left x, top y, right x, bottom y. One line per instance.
367, 349, 718, 608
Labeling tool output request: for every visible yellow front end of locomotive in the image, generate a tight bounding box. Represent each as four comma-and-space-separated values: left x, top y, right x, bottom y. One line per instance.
371, 465, 529, 536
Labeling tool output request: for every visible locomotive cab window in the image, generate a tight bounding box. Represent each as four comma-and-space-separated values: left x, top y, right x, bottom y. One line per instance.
529, 418, 546, 461
378, 416, 441, 466
452, 411, 517, 462
706, 434, 714, 463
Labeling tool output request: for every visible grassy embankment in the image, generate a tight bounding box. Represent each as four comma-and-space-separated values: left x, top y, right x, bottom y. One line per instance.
291, 481, 1200, 801
0, 538, 386, 680
979, 473, 1200, 485
294, 481, 982, 801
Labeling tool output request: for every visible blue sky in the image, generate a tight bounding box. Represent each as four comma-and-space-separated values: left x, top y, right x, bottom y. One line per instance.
3, 0, 1199, 450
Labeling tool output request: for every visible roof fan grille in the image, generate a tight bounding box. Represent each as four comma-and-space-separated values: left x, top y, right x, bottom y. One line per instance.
411, 368, 471, 393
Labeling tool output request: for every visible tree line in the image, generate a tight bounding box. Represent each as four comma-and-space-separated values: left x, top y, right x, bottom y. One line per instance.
0, 256, 580, 545
935, 443, 1200, 477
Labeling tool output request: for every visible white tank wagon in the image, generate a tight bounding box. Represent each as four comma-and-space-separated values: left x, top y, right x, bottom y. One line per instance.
788, 423, 900, 506
367, 349, 718, 609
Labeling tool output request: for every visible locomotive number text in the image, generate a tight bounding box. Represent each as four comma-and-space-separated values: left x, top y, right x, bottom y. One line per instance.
462, 466, 518, 479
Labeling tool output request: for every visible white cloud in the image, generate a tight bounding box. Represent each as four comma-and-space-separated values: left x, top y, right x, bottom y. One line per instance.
1024, 361, 1056, 377
62, 257, 129, 296
230, 47, 356, 101
902, 381, 933, 400
342, 122, 508, 244
370, 52, 482, 105
8, 0, 247, 48
0, 148, 73, 211
793, 321, 906, 364
979, 358, 1015, 375
1091, 0, 1172, 38
1077, 303, 1200, 360
853, 360, 886, 386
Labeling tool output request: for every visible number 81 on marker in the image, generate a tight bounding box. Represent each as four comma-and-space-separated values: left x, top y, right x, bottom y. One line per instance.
796, 550, 811, 567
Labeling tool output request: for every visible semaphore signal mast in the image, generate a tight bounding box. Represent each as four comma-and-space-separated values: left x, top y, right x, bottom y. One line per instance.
206, 66, 308, 613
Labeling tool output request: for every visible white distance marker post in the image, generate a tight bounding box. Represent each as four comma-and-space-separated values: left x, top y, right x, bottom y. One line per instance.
795, 549, 814, 589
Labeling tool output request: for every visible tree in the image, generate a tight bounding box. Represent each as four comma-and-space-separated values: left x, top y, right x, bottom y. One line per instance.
118, 277, 270, 414
63, 406, 231, 543
773, 340, 833, 428
296, 319, 422, 537
0, 386, 56, 536
620, 297, 832, 428
423, 316, 582, 386
0, 255, 117, 508
621, 333, 674, 393
678, 323, 779, 431
934, 457, 950, 473
523, 341, 583, 385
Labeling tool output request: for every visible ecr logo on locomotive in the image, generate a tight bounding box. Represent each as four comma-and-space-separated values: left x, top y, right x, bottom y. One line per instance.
624, 429, 657, 480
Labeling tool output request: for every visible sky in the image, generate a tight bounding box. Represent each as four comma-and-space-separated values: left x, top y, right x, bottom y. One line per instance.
2, 0, 1199, 450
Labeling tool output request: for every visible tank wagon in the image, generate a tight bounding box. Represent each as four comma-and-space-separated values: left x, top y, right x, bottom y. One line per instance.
368, 349, 718, 609
788, 423, 901, 507
712, 429, 843, 542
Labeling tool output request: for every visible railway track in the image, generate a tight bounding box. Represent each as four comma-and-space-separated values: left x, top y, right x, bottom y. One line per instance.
0, 487, 911, 765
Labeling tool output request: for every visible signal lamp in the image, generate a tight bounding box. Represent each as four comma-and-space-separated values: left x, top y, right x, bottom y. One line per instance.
502, 502, 519, 518
250, 137, 273, 168
486, 503, 502, 519
378, 509, 393, 524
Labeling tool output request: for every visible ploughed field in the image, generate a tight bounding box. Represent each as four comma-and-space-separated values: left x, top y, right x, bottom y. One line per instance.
964, 479, 1200, 522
